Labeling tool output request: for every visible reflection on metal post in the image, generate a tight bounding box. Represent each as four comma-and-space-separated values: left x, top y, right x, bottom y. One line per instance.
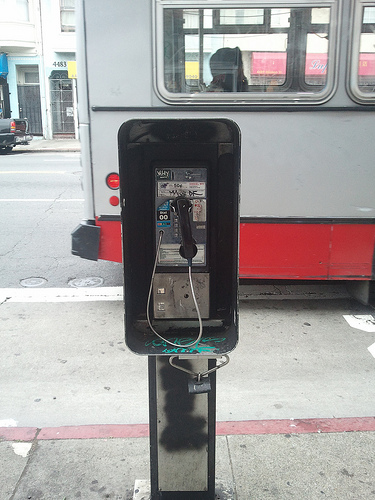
148, 356, 216, 500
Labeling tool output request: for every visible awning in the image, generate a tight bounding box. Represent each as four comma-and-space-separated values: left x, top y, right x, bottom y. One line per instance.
0, 53, 8, 78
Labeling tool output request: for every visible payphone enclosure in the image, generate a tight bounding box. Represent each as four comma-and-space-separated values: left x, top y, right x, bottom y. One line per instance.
119, 119, 240, 356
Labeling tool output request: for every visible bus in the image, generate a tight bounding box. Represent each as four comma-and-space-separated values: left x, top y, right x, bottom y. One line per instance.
72, 0, 375, 302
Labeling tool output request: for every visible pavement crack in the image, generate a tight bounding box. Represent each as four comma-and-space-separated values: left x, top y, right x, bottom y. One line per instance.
8, 429, 41, 500
1, 187, 70, 260
225, 435, 238, 500
44, 187, 70, 214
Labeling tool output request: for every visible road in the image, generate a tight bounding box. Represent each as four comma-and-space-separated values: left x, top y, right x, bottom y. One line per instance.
0, 152, 122, 289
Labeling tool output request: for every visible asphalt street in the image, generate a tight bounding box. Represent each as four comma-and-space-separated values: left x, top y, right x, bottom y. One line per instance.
0, 150, 123, 289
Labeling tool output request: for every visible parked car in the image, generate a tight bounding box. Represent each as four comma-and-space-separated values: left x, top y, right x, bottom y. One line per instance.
0, 118, 32, 154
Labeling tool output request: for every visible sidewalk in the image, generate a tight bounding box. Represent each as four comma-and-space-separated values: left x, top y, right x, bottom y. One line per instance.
1, 292, 375, 498
14, 137, 81, 153
1, 418, 375, 500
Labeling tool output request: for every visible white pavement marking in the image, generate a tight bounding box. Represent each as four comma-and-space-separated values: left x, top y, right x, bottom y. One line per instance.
343, 314, 375, 332
0, 170, 68, 174
46, 158, 80, 162
0, 287, 124, 303
368, 342, 375, 359
344, 315, 375, 360
0, 419, 18, 427
0, 199, 83, 202
12, 443, 32, 457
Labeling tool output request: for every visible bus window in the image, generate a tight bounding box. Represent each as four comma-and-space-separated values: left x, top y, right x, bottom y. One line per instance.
157, 2, 338, 103
351, 4, 375, 101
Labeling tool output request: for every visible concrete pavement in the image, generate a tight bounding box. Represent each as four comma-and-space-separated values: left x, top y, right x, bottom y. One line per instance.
1, 289, 375, 499
1, 419, 375, 499
12, 137, 81, 153
2, 289, 375, 427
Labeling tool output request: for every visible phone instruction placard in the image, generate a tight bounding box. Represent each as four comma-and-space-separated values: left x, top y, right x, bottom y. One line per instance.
155, 167, 208, 267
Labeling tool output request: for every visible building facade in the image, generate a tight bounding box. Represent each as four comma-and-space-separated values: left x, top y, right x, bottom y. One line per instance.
0, 0, 77, 139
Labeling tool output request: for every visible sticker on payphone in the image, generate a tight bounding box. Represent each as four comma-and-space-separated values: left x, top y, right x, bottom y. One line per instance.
156, 200, 171, 228
157, 181, 206, 199
193, 199, 206, 222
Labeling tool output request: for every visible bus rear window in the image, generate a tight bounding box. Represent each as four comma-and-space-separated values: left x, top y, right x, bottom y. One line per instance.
157, 3, 337, 103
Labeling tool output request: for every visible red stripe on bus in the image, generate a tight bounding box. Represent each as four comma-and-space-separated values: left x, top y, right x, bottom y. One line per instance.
95, 219, 375, 279
239, 222, 375, 279
96, 217, 122, 263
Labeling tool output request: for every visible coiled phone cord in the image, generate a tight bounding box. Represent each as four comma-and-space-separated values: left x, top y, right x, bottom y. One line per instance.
146, 230, 203, 348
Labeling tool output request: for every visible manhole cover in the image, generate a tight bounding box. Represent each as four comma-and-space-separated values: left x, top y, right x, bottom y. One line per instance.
20, 277, 47, 288
68, 277, 104, 288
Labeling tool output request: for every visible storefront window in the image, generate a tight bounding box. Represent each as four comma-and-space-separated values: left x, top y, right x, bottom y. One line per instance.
0, 0, 29, 22
60, 0, 75, 32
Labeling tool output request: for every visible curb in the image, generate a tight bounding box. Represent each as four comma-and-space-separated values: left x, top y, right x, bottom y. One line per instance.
12, 148, 80, 154
1, 417, 375, 442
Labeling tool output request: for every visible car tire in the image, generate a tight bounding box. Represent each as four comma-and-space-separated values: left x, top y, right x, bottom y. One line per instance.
0, 146, 13, 154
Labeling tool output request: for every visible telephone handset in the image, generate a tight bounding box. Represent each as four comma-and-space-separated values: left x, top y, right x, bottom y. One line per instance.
170, 197, 197, 261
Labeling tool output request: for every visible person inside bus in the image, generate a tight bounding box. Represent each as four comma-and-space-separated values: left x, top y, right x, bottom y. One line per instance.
208, 47, 248, 92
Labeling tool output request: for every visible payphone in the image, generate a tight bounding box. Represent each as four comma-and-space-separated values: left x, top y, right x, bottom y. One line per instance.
119, 119, 240, 356
119, 119, 240, 499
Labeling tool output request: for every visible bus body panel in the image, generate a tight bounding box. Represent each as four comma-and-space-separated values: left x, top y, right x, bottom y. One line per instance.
89, 110, 375, 219
76, 0, 375, 282
83, 1, 153, 108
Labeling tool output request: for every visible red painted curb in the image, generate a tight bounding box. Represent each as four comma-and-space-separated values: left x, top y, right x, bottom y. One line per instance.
0, 427, 38, 441
1, 417, 374, 442
37, 424, 149, 440
216, 417, 375, 436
